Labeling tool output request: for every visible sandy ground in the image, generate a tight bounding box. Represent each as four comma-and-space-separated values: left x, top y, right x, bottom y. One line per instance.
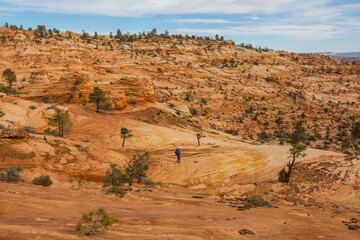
1, 182, 359, 240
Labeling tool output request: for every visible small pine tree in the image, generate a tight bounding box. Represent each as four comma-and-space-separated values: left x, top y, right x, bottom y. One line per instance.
120, 127, 133, 147
124, 152, 149, 186
116, 29, 122, 39
48, 109, 72, 137
89, 87, 107, 112
196, 132, 204, 146
285, 144, 306, 183
0, 109, 5, 118
2, 68, 16, 87
291, 121, 306, 144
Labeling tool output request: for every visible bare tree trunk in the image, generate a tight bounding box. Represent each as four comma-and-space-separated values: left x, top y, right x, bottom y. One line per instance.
122, 138, 125, 147
96, 100, 100, 112
285, 156, 296, 183
197, 138, 200, 146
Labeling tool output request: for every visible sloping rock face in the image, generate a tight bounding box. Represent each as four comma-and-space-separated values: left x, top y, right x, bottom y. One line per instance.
19, 72, 154, 110
0, 27, 360, 154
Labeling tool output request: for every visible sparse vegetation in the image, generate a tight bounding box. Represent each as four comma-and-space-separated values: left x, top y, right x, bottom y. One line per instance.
285, 144, 307, 183
47, 108, 72, 137
103, 152, 150, 189
33, 175, 53, 187
196, 132, 204, 146
89, 87, 108, 112
245, 196, 272, 208
2, 68, 16, 87
120, 127, 133, 147
0, 166, 22, 182
75, 208, 118, 236
105, 186, 126, 197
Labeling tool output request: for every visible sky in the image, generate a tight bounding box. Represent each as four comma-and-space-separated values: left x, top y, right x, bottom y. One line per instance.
0, 0, 359, 53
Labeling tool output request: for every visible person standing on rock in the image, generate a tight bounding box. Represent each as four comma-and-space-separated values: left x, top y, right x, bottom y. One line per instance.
175, 146, 181, 163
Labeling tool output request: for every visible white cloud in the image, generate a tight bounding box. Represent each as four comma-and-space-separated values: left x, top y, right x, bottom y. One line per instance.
175, 23, 355, 41
169, 19, 237, 24
0, 0, 359, 41
341, 4, 360, 10
0, 12, 14, 16
0, 0, 330, 17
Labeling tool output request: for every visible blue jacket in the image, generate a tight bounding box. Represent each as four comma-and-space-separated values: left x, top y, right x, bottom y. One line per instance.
175, 148, 180, 155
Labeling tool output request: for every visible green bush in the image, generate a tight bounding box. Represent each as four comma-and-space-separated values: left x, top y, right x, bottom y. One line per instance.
245, 196, 272, 208
103, 164, 131, 187
73, 79, 82, 85
278, 168, 287, 182
29, 105, 37, 110
33, 175, 53, 187
42, 95, 51, 103
141, 177, 155, 187
106, 186, 126, 197
278, 168, 287, 183
0, 166, 22, 182
75, 208, 118, 236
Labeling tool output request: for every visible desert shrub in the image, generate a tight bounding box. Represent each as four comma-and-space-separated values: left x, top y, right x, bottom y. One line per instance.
258, 130, 272, 140
74, 144, 87, 152
225, 129, 238, 136
106, 186, 126, 197
103, 152, 150, 188
103, 164, 130, 187
245, 196, 272, 208
0, 166, 22, 182
81, 98, 87, 106
75, 208, 118, 236
24, 125, 36, 133
143, 119, 152, 124
100, 102, 112, 111
43, 95, 50, 103
29, 105, 37, 110
0, 84, 17, 95
73, 79, 82, 85
352, 121, 360, 139
278, 168, 287, 183
33, 175, 53, 187
141, 177, 155, 188
46, 105, 57, 111
71, 85, 78, 91
190, 108, 197, 115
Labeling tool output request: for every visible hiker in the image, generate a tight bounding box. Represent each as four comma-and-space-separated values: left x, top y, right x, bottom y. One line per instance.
175, 146, 181, 163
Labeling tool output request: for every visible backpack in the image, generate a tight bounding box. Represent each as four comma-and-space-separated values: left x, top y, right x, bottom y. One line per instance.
175, 148, 180, 155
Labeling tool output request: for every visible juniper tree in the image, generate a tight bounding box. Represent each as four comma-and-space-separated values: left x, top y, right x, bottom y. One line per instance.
290, 121, 306, 144
285, 144, 306, 183
0, 109, 5, 118
89, 87, 107, 112
120, 127, 133, 147
48, 108, 72, 137
124, 152, 149, 186
2, 68, 16, 87
196, 132, 204, 146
